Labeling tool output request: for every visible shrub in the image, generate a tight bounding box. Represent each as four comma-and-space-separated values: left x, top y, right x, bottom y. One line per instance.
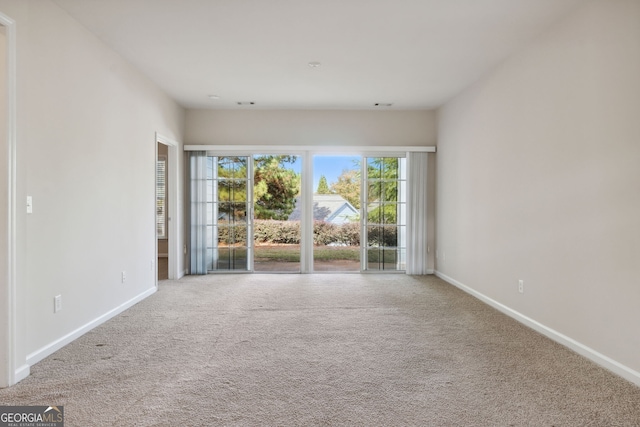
366, 225, 397, 247
312, 221, 335, 245
217, 219, 365, 247
216, 223, 248, 245
254, 220, 301, 244
337, 222, 360, 246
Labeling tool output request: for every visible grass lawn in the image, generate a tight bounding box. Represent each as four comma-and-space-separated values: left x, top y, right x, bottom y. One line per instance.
254, 245, 360, 262
253, 245, 398, 263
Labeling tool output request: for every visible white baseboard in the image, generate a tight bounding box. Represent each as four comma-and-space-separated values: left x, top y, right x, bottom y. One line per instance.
26, 286, 157, 367
435, 270, 640, 388
14, 364, 30, 384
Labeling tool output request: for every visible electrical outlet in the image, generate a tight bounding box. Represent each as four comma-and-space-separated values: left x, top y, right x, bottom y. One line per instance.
518, 280, 524, 294
54, 295, 62, 313
151, 260, 154, 271
121, 271, 126, 283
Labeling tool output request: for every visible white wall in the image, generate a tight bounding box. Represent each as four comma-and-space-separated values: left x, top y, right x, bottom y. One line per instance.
436, 0, 640, 382
0, 0, 185, 383
186, 109, 436, 146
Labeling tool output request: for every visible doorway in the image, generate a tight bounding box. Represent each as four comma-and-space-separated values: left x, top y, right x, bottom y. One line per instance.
156, 134, 179, 282
156, 142, 169, 280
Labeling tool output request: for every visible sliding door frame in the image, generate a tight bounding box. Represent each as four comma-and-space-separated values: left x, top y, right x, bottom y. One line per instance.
186, 145, 435, 274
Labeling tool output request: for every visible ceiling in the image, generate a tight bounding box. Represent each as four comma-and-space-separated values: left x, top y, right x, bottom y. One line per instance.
52, 0, 588, 110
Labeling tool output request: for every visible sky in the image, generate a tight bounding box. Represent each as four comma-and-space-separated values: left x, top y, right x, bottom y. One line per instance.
287, 155, 360, 191
312, 155, 359, 190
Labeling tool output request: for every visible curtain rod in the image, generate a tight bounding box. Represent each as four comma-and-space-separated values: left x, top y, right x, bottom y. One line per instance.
184, 145, 436, 153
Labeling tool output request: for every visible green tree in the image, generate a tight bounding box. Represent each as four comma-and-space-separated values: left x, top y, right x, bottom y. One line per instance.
316, 175, 331, 194
217, 157, 249, 221
253, 155, 301, 220
331, 169, 360, 209
366, 157, 399, 224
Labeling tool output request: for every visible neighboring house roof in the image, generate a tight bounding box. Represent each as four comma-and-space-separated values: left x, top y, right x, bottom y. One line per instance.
288, 194, 359, 224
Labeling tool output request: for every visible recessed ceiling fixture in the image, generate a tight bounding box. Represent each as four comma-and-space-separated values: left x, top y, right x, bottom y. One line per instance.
208, 94, 220, 100
374, 103, 393, 107
237, 101, 255, 105
308, 61, 321, 68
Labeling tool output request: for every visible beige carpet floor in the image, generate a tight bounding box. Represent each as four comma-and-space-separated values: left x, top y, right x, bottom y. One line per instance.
1, 274, 639, 426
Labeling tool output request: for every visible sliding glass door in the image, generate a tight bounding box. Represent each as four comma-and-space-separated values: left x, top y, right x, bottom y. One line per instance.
198, 154, 302, 273
190, 151, 411, 274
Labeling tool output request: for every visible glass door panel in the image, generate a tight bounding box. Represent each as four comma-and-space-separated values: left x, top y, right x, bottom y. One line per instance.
207, 156, 251, 271
312, 155, 361, 272
252, 155, 302, 272
364, 157, 406, 271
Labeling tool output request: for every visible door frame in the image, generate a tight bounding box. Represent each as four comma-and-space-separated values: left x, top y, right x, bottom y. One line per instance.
0, 12, 19, 387
155, 133, 180, 282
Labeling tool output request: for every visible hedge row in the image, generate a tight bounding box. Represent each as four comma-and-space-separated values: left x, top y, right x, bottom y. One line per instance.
312, 221, 360, 246
254, 220, 301, 244
217, 220, 396, 247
